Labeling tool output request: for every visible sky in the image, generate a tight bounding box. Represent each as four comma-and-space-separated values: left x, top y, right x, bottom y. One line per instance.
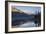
15, 6, 41, 14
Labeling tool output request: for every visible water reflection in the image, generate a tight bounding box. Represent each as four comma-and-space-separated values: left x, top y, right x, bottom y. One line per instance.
12, 12, 41, 28
12, 21, 39, 28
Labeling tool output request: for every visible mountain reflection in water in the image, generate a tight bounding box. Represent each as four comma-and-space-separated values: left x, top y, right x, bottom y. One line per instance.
12, 12, 41, 28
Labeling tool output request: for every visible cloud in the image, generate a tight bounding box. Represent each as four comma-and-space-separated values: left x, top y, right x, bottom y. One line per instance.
20, 9, 34, 15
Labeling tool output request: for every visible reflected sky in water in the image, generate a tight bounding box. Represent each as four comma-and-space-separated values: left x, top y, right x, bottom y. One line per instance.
13, 21, 38, 28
